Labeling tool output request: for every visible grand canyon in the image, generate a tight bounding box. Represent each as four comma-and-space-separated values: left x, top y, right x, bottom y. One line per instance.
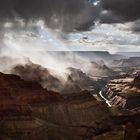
0, 52, 140, 140
0, 0, 140, 140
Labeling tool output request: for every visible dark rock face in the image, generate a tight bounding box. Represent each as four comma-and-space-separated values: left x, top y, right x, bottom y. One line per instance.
131, 75, 140, 89
0, 72, 63, 139
92, 122, 140, 140
0, 72, 113, 140
124, 123, 138, 140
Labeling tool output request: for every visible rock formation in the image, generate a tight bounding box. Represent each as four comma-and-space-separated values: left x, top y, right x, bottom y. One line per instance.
102, 76, 140, 109
0, 72, 113, 140
112, 57, 140, 68
131, 75, 140, 89
61, 67, 101, 94
88, 61, 118, 77
12, 62, 63, 92
0, 71, 140, 140
124, 123, 138, 140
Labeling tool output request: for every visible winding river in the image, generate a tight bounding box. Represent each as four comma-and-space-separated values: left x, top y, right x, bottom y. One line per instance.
99, 89, 112, 107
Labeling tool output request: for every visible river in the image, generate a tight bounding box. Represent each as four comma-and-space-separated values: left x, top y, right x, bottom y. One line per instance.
99, 89, 112, 107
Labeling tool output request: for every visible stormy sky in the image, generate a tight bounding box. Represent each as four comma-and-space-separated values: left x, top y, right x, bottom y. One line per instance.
0, 0, 98, 31
0, 0, 140, 52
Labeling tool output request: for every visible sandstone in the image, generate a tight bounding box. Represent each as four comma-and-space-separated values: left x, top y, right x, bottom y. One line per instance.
102, 76, 140, 109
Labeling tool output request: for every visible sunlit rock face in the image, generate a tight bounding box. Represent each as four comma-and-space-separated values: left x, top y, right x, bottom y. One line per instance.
102, 76, 140, 109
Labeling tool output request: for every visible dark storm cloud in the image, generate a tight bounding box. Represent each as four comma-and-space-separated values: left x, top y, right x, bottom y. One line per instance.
0, 0, 99, 31
100, 10, 125, 23
101, 0, 140, 23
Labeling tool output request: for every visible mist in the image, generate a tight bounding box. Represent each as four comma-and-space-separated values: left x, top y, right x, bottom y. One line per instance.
0, 20, 95, 92
0, 0, 139, 92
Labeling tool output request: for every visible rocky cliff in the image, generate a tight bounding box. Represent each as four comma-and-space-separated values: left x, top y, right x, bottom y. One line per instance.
0, 72, 140, 140
102, 76, 140, 109
61, 67, 100, 94
0, 72, 113, 140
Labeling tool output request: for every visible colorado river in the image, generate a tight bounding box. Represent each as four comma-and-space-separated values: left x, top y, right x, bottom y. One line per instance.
99, 89, 112, 107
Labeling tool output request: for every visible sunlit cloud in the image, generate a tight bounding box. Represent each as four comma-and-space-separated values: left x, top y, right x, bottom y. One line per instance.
68, 22, 140, 52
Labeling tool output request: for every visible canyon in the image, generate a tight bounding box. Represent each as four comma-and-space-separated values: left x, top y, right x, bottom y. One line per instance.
0, 54, 140, 140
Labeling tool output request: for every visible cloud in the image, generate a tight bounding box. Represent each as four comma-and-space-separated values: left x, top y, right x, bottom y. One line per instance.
0, 0, 100, 31
0, 0, 140, 32
100, 10, 125, 23
0, 0, 139, 54
101, 0, 140, 23
68, 23, 140, 52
